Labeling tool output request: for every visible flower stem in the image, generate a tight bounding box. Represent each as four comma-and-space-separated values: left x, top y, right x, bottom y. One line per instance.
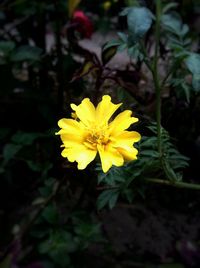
153, 0, 162, 158
143, 178, 200, 190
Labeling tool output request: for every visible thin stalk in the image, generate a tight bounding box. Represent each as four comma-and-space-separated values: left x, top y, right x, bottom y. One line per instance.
153, 0, 162, 158
143, 178, 200, 190
96, 178, 200, 191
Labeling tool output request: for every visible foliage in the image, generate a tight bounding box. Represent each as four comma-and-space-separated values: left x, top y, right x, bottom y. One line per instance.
97, 123, 189, 209
0, 0, 200, 267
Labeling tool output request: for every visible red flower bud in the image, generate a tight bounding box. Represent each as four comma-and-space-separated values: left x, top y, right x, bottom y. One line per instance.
72, 10, 93, 38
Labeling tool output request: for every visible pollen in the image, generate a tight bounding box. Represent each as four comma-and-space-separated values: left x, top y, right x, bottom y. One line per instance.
84, 128, 110, 150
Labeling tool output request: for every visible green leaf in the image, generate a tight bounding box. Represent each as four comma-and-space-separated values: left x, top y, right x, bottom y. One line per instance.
97, 189, 119, 210
71, 60, 96, 82
162, 2, 178, 14
103, 39, 122, 51
3, 143, 22, 162
11, 131, 43, 145
161, 13, 182, 35
74, 222, 103, 250
185, 52, 200, 91
127, 7, 154, 44
117, 32, 128, 43
26, 161, 42, 172
38, 230, 76, 267
102, 45, 117, 65
108, 190, 119, 209
162, 157, 180, 182
0, 41, 15, 55
42, 204, 59, 224
11, 45, 42, 62
120, 7, 132, 16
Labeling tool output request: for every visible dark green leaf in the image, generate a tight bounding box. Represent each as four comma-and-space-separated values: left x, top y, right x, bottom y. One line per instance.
127, 7, 154, 44
120, 7, 132, 16
185, 53, 200, 91
3, 143, 22, 162
11, 45, 42, 62
161, 13, 182, 34
103, 39, 122, 51
162, 2, 178, 14
97, 189, 119, 210
108, 190, 119, 209
0, 41, 15, 54
38, 230, 77, 267
11, 131, 43, 145
102, 45, 117, 65
117, 32, 128, 43
42, 204, 59, 224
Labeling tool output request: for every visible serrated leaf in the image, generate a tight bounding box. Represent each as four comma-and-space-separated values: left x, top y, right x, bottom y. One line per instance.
97, 189, 119, 210
181, 24, 189, 36
163, 158, 179, 182
185, 52, 200, 92
108, 190, 119, 209
127, 7, 154, 44
38, 230, 75, 267
161, 13, 182, 34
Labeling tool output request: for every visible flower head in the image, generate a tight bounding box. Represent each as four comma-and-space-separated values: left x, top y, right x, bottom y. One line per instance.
72, 10, 93, 38
56, 95, 141, 173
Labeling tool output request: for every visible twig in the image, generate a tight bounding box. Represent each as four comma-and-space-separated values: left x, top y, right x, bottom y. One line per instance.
143, 178, 200, 190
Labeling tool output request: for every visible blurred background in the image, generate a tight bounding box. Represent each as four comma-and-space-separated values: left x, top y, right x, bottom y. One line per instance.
1, 0, 200, 267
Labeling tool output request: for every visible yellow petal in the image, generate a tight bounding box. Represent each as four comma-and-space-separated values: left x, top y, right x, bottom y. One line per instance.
109, 110, 138, 133
57, 118, 83, 134
117, 146, 138, 161
95, 95, 122, 125
61, 133, 85, 146
71, 98, 95, 126
111, 131, 141, 148
61, 145, 97, 169
97, 144, 124, 173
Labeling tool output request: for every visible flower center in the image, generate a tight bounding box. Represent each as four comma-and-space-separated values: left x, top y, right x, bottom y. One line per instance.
84, 129, 110, 150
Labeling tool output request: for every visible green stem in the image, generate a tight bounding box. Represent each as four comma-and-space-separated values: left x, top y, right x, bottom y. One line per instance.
144, 178, 200, 190
153, 0, 162, 158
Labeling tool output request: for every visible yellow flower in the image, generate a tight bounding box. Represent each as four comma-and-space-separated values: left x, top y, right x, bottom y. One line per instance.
56, 95, 141, 173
